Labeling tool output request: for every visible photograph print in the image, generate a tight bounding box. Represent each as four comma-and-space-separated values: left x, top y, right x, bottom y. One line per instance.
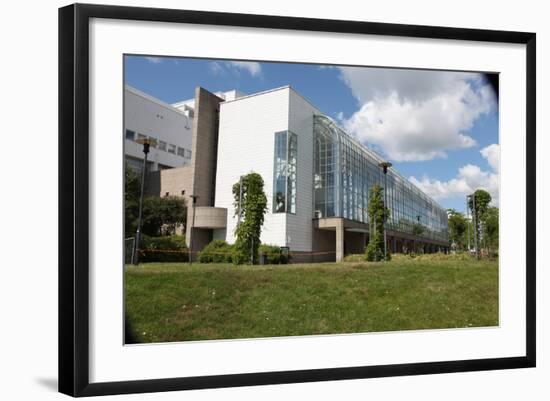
123, 55, 499, 344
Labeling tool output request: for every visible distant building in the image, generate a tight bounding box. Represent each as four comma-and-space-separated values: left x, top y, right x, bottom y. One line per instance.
127, 85, 449, 262
124, 85, 193, 172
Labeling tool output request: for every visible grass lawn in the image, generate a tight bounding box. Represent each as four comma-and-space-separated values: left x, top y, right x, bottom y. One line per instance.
125, 255, 498, 343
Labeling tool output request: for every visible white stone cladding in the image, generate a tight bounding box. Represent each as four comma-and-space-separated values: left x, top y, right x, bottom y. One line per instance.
215, 87, 290, 248
214, 86, 319, 252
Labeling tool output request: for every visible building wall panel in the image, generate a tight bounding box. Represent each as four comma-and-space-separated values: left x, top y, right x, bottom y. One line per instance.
124, 86, 193, 170
215, 88, 291, 247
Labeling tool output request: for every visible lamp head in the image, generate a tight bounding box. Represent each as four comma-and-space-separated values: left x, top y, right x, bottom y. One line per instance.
378, 161, 392, 174
135, 137, 158, 155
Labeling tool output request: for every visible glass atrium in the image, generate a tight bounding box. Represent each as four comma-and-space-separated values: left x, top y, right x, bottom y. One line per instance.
313, 115, 448, 242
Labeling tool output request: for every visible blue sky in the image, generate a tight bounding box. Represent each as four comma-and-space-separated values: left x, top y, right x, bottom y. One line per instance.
125, 55, 499, 213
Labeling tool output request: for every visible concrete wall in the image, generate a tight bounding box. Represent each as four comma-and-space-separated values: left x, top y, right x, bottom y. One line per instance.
145, 166, 194, 236
186, 87, 224, 253
124, 85, 193, 171
193, 207, 227, 229
215, 87, 291, 247
146, 165, 193, 199
188, 87, 223, 207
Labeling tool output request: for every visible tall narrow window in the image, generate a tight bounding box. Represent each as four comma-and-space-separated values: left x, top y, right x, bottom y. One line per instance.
273, 131, 297, 213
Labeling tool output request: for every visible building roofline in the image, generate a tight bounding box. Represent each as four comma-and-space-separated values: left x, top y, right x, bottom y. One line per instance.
219, 85, 292, 106
287, 86, 323, 114
125, 85, 187, 116
218, 85, 322, 113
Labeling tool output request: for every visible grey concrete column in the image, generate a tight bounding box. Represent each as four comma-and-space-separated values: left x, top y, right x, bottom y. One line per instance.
336, 218, 344, 262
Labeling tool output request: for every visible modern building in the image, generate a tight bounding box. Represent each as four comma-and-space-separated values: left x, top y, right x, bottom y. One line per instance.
124, 85, 246, 172
128, 85, 449, 262
124, 85, 194, 172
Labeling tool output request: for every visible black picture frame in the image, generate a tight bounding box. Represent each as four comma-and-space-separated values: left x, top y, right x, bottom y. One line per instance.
59, 3, 536, 397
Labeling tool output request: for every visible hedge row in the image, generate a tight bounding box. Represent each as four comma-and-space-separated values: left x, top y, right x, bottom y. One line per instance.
139, 235, 189, 263
198, 241, 289, 264
134, 236, 290, 265
198, 240, 234, 263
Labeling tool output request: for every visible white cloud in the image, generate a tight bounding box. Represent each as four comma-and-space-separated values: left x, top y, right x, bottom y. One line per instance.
208, 61, 263, 78
144, 56, 162, 64
480, 143, 500, 172
409, 143, 500, 205
339, 68, 496, 162
227, 61, 262, 77
209, 61, 224, 75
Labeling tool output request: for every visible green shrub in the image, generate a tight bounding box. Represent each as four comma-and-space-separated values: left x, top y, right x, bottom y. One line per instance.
139, 235, 188, 263
343, 254, 367, 262
258, 244, 289, 264
365, 240, 391, 261
198, 240, 234, 263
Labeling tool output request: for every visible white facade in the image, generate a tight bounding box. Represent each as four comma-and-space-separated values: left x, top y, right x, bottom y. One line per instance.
214, 86, 319, 252
124, 85, 193, 171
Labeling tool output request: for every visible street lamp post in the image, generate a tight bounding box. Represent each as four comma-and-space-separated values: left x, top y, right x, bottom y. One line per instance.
188, 194, 198, 265
472, 192, 479, 259
237, 175, 243, 225
468, 192, 480, 259
378, 161, 392, 261
466, 195, 471, 252
133, 137, 156, 265
416, 214, 421, 253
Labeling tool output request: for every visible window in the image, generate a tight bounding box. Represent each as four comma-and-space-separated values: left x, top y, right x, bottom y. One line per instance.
181, 190, 185, 195
148, 136, 157, 148
273, 131, 297, 213
168, 144, 176, 154
165, 192, 169, 197
177, 147, 185, 157
125, 129, 135, 141
137, 133, 147, 141
158, 141, 167, 151
185, 149, 192, 158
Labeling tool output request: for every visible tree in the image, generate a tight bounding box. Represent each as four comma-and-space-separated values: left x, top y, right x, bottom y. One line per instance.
447, 209, 468, 250
125, 163, 141, 236
232, 173, 268, 265
411, 222, 426, 253
141, 196, 187, 237
365, 184, 391, 261
468, 189, 492, 256
412, 222, 425, 237
483, 206, 499, 254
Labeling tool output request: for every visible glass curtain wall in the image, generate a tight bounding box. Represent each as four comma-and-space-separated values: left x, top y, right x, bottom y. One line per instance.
273, 131, 297, 214
313, 115, 448, 242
